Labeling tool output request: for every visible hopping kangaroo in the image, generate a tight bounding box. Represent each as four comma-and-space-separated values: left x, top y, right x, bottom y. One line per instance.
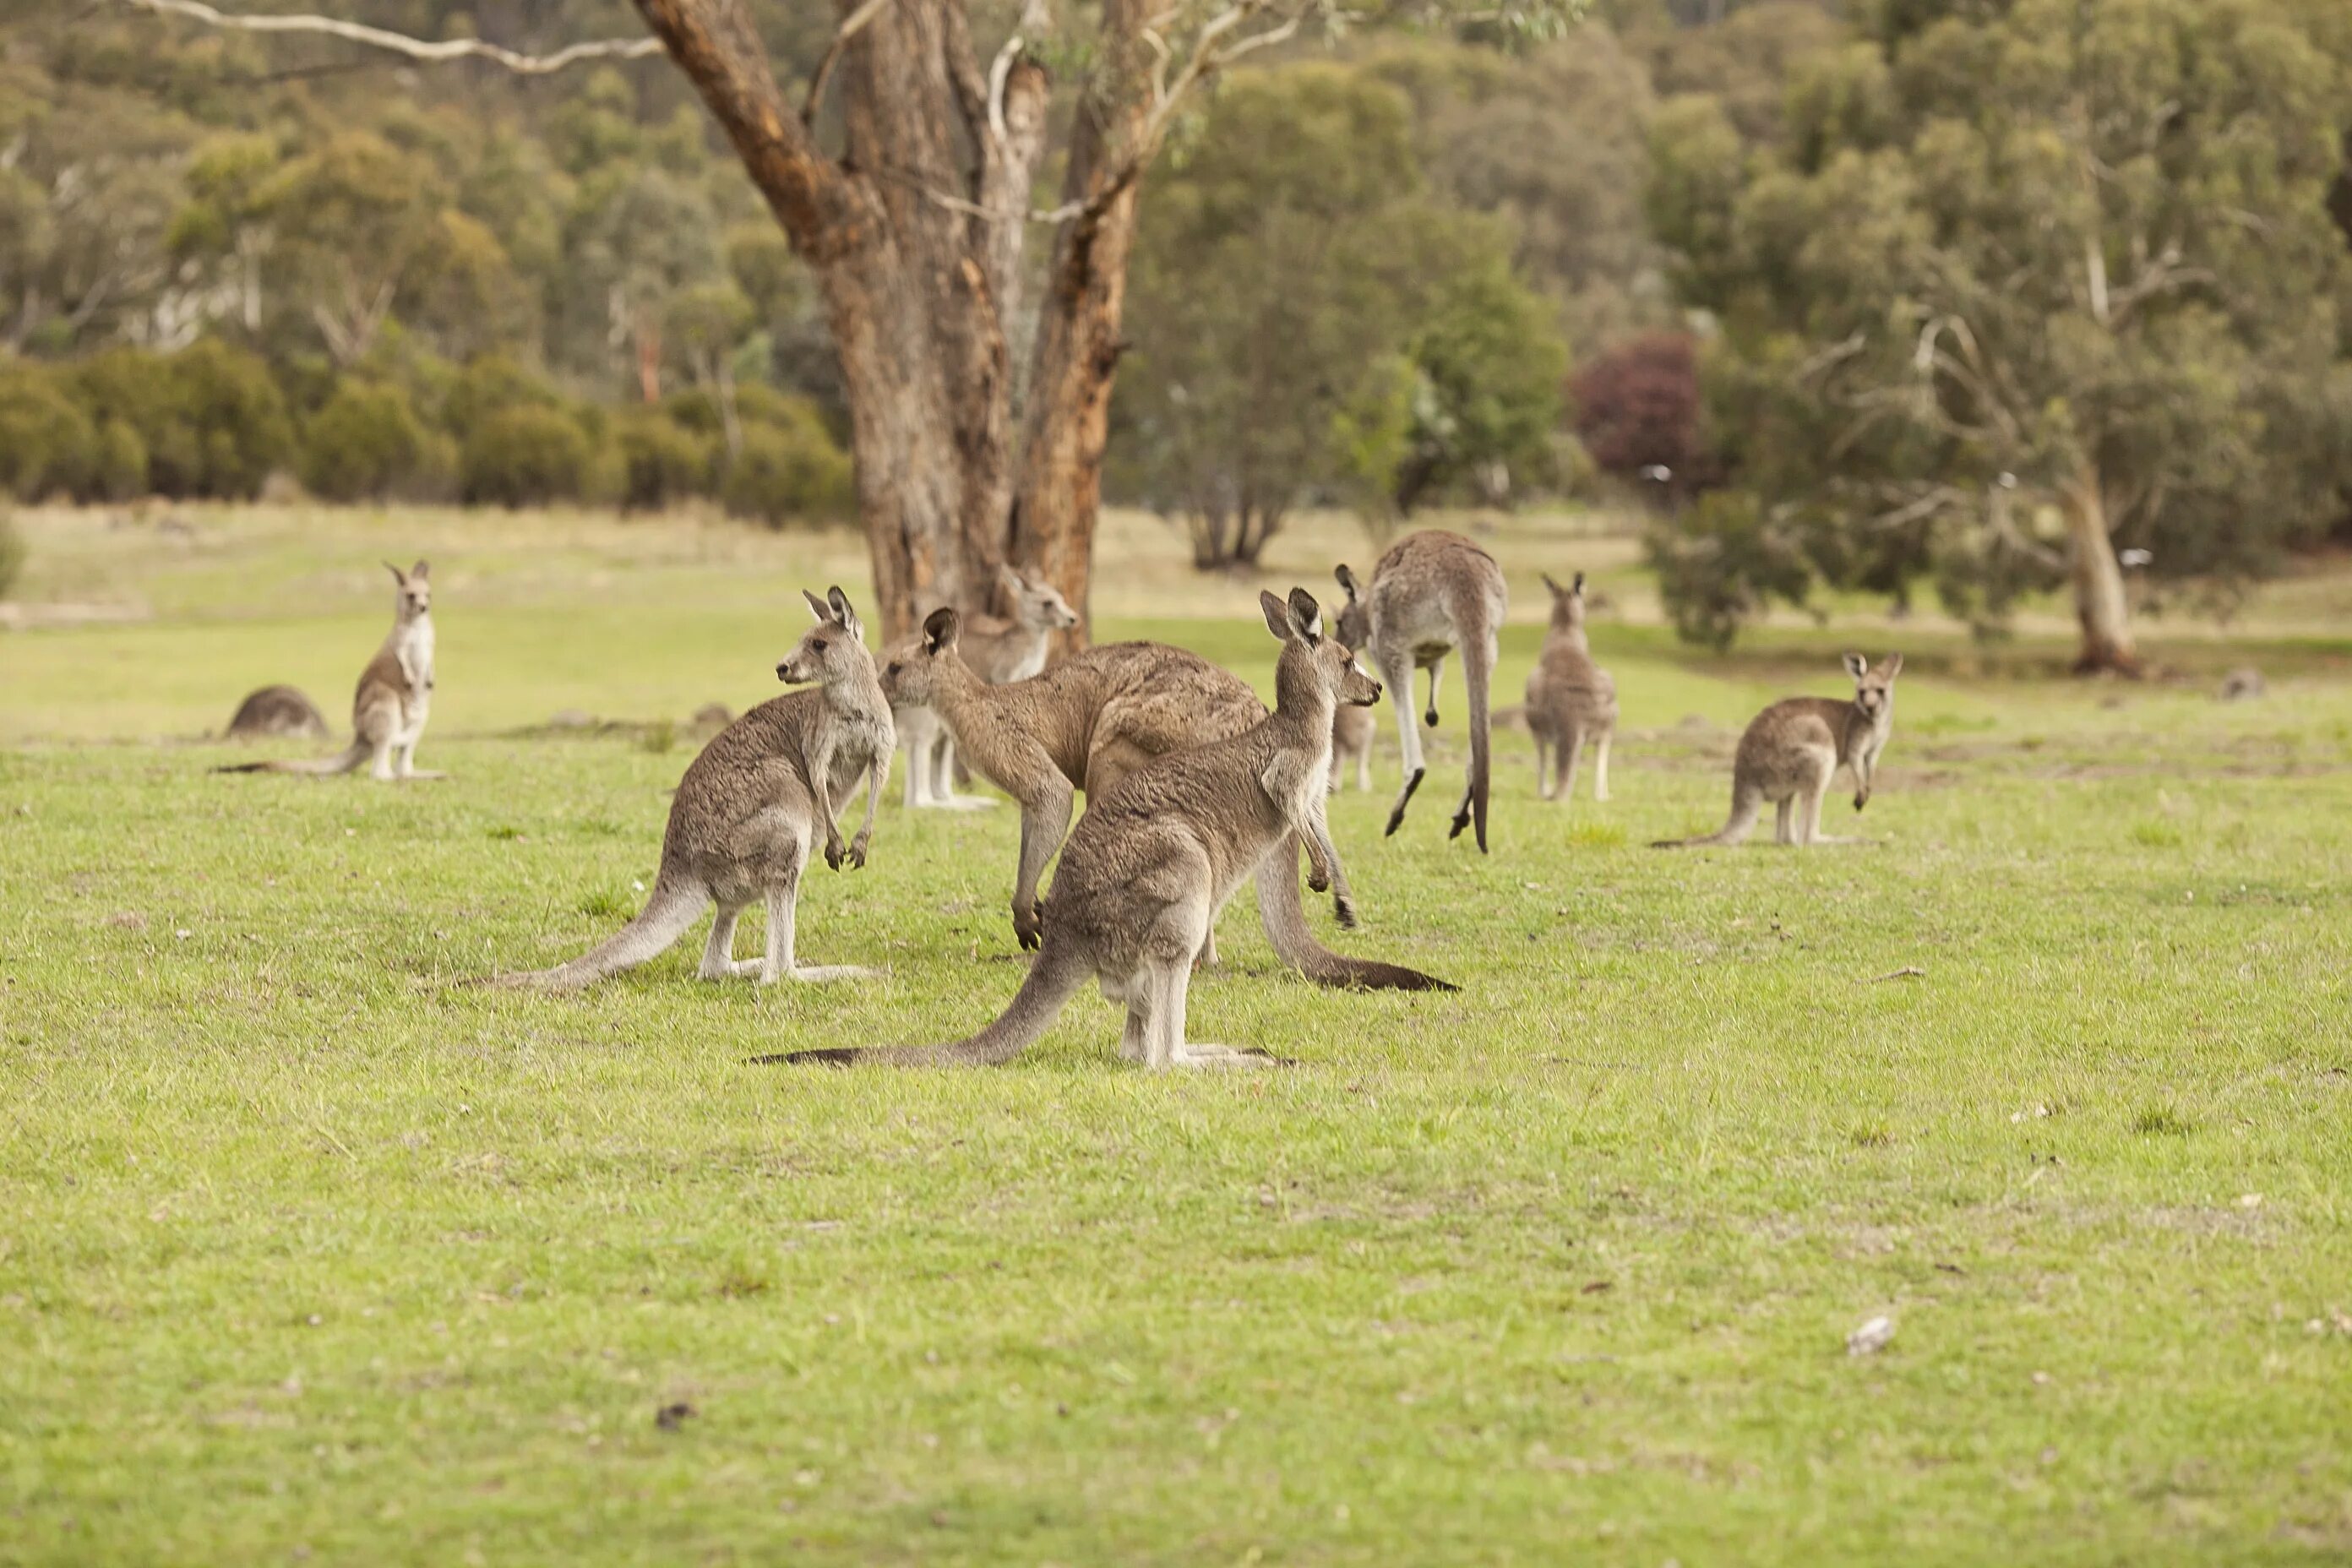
494, 589, 892, 990
781, 591, 1391, 1070
1336, 531, 1506, 850
897, 565, 1078, 810
1524, 572, 1618, 803
217, 560, 441, 781
1654, 653, 1903, 849
874, 613, 1446, 991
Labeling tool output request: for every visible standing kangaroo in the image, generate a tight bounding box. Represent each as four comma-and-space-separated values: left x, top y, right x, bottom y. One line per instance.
1653, 653, 1903, 849
1336, 531, 1506, 851
217, 560, 441, 781
874, 615, 1446, 992
898, 565, 1079, 810
1524, 572, 1618, 803
779, 590, 1396, 1070
1328, 569, 1377, 792
493, 589, 892, 990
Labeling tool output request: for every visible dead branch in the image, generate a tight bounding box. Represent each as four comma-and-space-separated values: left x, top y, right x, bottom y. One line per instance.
802, 0, 901, 126
119, 0, 662, 74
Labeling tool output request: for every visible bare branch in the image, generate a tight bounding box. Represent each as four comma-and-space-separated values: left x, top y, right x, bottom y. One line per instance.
802, 0, 901, 126
119, 0, 662, 74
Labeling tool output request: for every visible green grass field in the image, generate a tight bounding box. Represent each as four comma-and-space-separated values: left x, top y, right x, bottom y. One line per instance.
4, 505, 2351, 1564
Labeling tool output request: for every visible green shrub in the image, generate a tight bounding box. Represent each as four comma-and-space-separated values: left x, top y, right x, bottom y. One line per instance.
90, 421, 150, 502
443, 352, 562, 434
69, 340, 291, 499
461, 403, 593, 506
612, 409, 716, 510
0, 360, 95, 501
722, 416, 855, 527
300, 381, 427, 501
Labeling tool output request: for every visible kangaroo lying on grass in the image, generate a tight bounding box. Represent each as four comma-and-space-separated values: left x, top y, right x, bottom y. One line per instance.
1335, 531, 1506, 851
492, 589, 892, 990
216, 560, 439, 781
1525, 572, 1617, 803
898, 565, 1078, 810
872, 610, 1447, 992
777, 590, 1395, 1070
1653, 653, 1903, 849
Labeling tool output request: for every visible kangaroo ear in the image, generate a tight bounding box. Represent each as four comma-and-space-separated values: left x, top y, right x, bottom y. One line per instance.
923, 606, 960, 653
1541, 573, 1562, 597
409, 560, 430, 581
1881, 651, 1903, 680
1334, 564, 1359, 601
1258, 590, 1293, 642
384, 560, 407, 585
825, 586, 862, 641
803, 589, 830, 623
1571, 570, 1585, 596
1843, 651, 1869, 680
1287, 587, 1323, 643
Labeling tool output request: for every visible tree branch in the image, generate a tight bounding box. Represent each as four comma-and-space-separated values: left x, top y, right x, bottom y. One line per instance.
802, 0, 901, 126
118, 0, 663, 74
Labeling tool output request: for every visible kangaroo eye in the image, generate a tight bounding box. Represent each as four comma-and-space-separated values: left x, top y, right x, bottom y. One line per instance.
810, 639, 828, 653
885, 662, 902, 678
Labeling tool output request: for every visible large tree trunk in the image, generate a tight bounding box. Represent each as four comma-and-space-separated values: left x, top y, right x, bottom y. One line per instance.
634, 0, 1168, 643
2062, 466, 2141, 675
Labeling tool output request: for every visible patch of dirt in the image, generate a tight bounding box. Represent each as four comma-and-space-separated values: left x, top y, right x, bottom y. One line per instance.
0, 601, 151, 630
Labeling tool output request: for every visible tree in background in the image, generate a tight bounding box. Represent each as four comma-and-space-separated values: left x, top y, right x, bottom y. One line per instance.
1570, 329, 1702, 499
1647, 0, 2352, 671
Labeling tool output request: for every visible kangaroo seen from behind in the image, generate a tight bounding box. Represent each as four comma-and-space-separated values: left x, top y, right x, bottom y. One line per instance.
897, 565, 1078, 811
1336, 531, 1506, 850
780, 591, 1387, 1070
1653, 653, 1903, 849
1525, 572, 1617, 803
216, 560, 440, 781
493, 588, 892, 990
873, 614, 1446, 992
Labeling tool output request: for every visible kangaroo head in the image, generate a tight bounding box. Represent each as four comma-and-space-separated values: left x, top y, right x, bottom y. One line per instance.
1541, 571, 1587, 633
1843, 651, 1903, 721
777, 585, 868, 686
881, 607, 961, 705
385, 559, 431, 620
1263, 587, 1380, 717
999, 564, 1079, 632
1331, 564, 1371, 651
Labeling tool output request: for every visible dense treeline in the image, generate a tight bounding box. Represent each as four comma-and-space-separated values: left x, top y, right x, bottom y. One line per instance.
3, 0, 2348, 664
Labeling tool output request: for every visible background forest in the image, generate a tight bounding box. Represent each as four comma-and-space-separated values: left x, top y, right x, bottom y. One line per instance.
3, 0, 2350, 666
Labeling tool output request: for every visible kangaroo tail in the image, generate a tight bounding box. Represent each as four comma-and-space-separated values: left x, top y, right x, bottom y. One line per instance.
1255, 839, 1456, 993
214, 741, 371, 776
1652, 786, 1761, 849
1450, 623, 1495, 852
491, 877, 708, 992
770, 941, 1091, 1068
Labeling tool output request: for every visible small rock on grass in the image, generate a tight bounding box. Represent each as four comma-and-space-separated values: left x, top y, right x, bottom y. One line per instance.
1847, 1315, 1896, 1356
656, 1402, 696, 1431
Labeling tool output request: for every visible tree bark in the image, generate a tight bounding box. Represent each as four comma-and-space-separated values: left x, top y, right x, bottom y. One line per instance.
2062, 465, 2141, 675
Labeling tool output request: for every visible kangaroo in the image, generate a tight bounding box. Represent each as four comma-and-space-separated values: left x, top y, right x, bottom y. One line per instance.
777, 590, 1395, 1070
1524, 572, 1618, 803
492, 588, 892, 991
898, 564, 1079, 810
225, 683, 328, 741
1336, 531, 1506, 851
873, 614, 1446, 992
1653, 652, 1903, 849
1328, 569, 1376, 792
216, 560, 439, 780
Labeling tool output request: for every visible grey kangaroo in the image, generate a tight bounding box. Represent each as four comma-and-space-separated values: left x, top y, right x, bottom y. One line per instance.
1524, 572, 1617, 803
1336, 531, 1506, 850
871, 614, 1446, 991
778, 590, 1394, 1070
1653, 652, 1903, 849
493, 588, 893, 990
1328, 569, 1377, 792
216, 560, 439, 781
898, 564, 1078, 810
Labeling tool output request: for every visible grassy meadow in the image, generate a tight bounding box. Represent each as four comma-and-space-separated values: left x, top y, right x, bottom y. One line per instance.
3, 504, 2351, 1565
